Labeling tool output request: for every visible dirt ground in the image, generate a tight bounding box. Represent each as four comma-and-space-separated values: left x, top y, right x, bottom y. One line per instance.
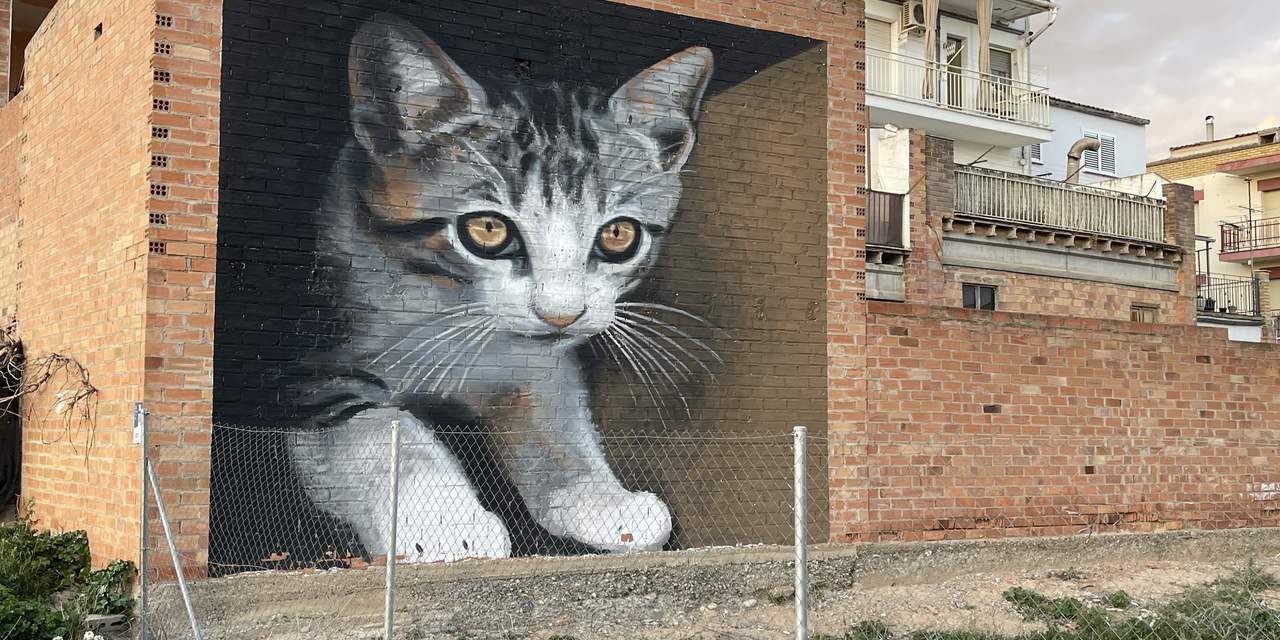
142, 528, 1280, 639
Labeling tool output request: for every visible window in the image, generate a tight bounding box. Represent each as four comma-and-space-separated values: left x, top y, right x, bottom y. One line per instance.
962, 284, 997, 310
866, 18, 893, 51
1131, 304, 1159, 323
1081, 131, 1117, 175
1029, 143, 1043, 164
988, 48, 1013, 81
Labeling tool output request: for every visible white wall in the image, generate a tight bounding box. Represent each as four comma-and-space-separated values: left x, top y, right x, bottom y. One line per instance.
954, 140, 1026, 173
1196, 321, 1263, 343
866, 0, 1037, 175
1034, 106, 1147, 184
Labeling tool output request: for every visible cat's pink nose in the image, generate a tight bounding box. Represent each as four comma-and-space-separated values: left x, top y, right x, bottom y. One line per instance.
537, 309, 585, 330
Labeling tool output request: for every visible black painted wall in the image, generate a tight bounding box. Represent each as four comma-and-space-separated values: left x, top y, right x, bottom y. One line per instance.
213, 0, 827, 571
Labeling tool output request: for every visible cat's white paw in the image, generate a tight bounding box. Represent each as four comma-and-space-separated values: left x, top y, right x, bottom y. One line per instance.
544, 487, 672, 553
388, 506, 511, 563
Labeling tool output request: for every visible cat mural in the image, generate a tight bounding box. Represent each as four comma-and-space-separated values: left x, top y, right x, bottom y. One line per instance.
287, 13, 716, 562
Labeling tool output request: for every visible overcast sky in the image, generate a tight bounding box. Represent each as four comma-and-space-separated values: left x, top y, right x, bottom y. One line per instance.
1033, 0, 1280, 162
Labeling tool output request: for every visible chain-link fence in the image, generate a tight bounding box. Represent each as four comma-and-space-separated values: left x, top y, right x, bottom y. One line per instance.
133, 413, 1280, 640
138, 417, 827, 639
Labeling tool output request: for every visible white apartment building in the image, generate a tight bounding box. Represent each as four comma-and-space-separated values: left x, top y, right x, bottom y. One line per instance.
1032, 97, 1149, 186
864, 0, 1056, 174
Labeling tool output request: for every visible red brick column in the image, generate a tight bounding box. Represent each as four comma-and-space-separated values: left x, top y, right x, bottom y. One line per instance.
142, 0, 222, 578
1162, 182, 1198, 325
902, 133, 950, 305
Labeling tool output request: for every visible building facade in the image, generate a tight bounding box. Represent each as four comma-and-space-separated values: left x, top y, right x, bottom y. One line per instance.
1149, 125, 1280, 341
0, 0, 1278, 578
1033, 97, 1149, 185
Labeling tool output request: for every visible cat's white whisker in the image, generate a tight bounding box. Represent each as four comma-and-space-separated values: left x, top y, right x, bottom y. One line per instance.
616, 309, 723, 370
613, 317, 694, 381
592, 329, 638, 406
611, 325, 682, 390
419, 319, 492, 395
616, 302, 716, 328
611, 324, 692, 420
453, 325, 497, 395
373, 303, 486, 368
601, 328, 668, 428
398, 317, 490, 393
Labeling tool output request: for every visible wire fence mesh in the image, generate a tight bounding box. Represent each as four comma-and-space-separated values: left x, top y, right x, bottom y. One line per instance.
140, 420, 828, 639
134, 421, 1280, 640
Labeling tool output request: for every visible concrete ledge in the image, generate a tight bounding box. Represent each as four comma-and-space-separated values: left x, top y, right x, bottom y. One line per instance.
943, 232, 1181, 291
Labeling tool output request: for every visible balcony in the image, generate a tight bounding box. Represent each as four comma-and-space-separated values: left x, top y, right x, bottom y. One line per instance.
954, 167, 1166, 244
1196, 273, 1261, 318
1220, 217, 1280, 264
867, 190, 905, 248
943, 166, 1181, 292
865, 48, 1051, 147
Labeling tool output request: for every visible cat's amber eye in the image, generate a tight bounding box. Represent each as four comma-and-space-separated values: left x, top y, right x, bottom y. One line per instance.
458, 213, 515, 258
596, 218, 642, 262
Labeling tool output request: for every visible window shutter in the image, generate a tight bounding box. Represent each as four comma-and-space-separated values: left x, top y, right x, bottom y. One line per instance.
867, 19, 892, 51
1030, 143, 1042, 163
1081, 131, 1100, 172
1081, 131, 1116, 174
989, 49, 1013, 79
1099, 134, 1117, 174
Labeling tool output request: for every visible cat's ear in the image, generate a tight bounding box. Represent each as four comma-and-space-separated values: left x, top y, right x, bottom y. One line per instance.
609, 47, 715, 171
348, 13, 489, 158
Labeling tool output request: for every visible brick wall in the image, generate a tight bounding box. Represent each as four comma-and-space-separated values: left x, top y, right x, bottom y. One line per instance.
0, 97, 19, 317
939, 267, 1186, 323
905, 135, 1197, 325
1150, 141, 1280, 181
143, 0, 222, 578
853, 301, 1280, 542
0, 0, 10, 106
1, 0, 156, 564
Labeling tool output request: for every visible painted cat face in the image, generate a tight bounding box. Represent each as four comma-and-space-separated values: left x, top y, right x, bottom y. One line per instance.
348, 14, 714, 343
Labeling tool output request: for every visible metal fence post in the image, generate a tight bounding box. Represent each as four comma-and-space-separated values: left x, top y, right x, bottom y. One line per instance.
134, 402, 149, 640
793, 425, 808, 640
384, 419, 401, 640
146, 460, 203, 640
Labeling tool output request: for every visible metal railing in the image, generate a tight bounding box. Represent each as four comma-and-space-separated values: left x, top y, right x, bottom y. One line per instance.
865, 47, 1051, 129
868, 190, 906, 248
954, 166, 1167, 243
1196, 272, 1261, 317
1221, 217, 1280, 255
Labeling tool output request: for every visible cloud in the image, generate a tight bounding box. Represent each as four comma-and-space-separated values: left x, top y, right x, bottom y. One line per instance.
1033, 0, 1280, 161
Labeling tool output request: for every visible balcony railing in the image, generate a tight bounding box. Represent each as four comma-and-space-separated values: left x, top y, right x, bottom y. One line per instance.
1221, 217, 1280, 255
954, 166, 1166, 244
1196, 273, 1261, 317
867, 190, 905, 248
866, 48, 1050, 129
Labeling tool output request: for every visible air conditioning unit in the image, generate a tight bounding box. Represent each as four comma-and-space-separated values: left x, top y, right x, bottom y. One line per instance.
901, 1, 926, 35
